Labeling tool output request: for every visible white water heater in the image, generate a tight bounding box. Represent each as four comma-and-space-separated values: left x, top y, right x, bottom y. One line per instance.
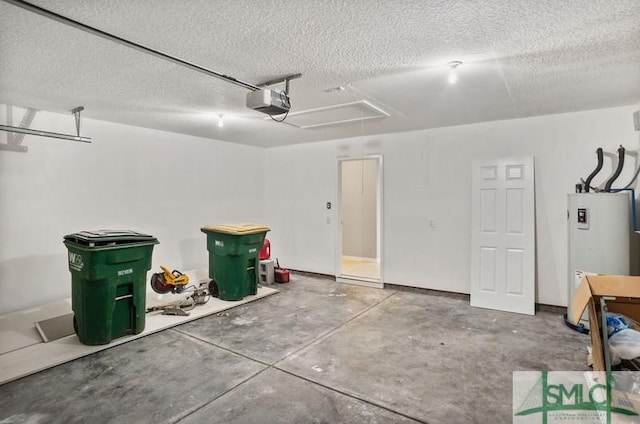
567, 192, 632, 327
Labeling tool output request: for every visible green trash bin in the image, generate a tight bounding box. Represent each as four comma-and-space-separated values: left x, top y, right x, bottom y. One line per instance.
63, 230, 159, 345
201, 224, 270, 301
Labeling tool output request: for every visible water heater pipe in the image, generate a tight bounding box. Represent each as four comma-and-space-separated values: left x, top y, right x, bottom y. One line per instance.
584, 147, 604, 193
604, 146, 626, 192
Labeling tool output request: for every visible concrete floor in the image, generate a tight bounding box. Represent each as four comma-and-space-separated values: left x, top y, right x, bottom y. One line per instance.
0, 274, 589, 423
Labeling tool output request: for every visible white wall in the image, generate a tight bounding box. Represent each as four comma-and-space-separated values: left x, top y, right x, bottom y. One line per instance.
0, 106, 265, 315
264, 105, 640, 306
2, 104, 638, 313
341, 159, 377, 258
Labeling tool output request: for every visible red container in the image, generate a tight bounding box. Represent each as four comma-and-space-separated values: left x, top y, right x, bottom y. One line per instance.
275, 267, 290, 283
259, 238, 271, 260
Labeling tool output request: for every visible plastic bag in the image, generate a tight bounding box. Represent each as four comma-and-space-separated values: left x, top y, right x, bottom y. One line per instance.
609, 330, 640, 365
607, 313, 634, 337
607, 313, 640, 365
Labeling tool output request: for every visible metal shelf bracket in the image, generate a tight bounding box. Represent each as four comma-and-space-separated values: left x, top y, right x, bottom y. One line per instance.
0, 106, 91, 152
0, 107, 37, 152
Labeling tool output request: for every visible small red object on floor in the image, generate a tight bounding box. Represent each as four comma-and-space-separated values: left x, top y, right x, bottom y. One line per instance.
274, 268, 290, 283
274, 258, 290, 283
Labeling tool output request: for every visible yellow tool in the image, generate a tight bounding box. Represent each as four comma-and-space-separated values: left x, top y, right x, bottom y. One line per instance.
150, 266, 190, 294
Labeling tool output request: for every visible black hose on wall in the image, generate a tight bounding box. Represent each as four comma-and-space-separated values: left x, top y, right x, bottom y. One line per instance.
604, 146, 626, 192
584, 148, 604, 192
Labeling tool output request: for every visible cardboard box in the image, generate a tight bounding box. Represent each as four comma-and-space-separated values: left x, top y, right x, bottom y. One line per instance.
571, 275, 640, 371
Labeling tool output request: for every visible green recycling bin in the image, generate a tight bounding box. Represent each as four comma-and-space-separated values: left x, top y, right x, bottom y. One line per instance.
63, 230, 158, 345
201, 224, 270, 301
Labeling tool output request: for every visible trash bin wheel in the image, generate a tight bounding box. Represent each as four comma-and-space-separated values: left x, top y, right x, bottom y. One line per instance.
151, 273, 172, 294
208, 279, 219, 298
73, 315, 78, 335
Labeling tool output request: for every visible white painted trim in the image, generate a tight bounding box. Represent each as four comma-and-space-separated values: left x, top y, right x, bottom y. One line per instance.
336, 155, 384, 284
336, 276, 384, 289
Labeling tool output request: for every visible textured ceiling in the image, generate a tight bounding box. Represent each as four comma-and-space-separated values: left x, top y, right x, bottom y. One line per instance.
0, 0, 639, 148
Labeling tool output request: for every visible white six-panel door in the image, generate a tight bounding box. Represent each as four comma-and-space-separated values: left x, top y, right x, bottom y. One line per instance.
470, 157, 535, 315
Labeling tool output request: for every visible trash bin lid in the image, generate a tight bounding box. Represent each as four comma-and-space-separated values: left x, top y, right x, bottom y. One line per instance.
201, 223, 270, 235
63, 230, 158, 247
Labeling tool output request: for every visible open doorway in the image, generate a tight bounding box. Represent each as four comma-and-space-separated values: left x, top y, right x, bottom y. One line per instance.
337, 156, 383, 288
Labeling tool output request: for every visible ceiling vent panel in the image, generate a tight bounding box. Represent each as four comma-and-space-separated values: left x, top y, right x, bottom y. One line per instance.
283, 100, 389, 129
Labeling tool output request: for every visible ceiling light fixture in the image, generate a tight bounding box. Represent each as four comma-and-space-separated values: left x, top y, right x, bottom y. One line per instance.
447, 61, 462, 84
217, 114, 224, 128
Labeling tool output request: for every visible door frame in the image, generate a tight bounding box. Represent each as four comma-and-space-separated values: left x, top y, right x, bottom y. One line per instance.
335, 154, 384, 289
